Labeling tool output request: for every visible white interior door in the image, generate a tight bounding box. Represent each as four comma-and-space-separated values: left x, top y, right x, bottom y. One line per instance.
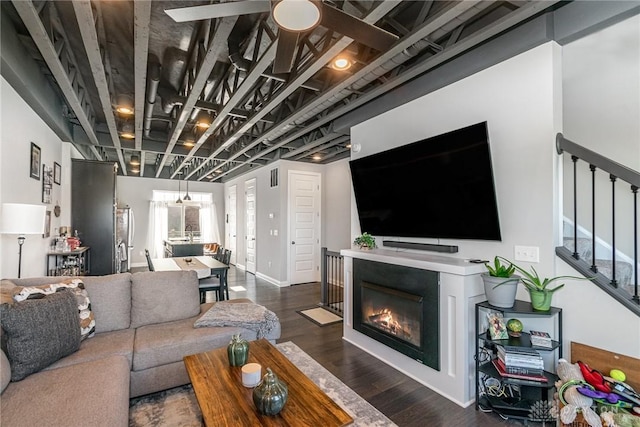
226, 185, 237, 265
245, 178, 257, 274
288, 171, 321, 285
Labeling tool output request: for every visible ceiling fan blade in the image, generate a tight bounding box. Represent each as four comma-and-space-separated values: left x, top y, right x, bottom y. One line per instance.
319, 4, 398, 51
272, 29, 299, 74
165, 0, 270, 23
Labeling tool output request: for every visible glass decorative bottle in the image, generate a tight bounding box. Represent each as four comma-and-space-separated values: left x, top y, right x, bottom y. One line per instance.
227, 334, 249, 366
252, 368, 288, 416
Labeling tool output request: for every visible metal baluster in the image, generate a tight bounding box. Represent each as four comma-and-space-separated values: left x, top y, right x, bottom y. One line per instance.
321, 247, 327, 307
572, 156, 579, 259
590, 165, 598, 273
610, 175, 618, 287
633, 186, 639, 303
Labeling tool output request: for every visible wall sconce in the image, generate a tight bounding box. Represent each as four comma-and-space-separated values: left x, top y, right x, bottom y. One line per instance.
115, 94, 134, 115
272, 0, 321, 32
0, 203, 46, 278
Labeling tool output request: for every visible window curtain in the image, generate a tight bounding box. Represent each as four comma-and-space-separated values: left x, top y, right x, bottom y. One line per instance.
147, 200, 168, 258
199, 201, 221, 244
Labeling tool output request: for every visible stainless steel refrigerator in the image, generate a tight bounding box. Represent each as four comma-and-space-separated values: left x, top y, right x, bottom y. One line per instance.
116, 207, 135, 273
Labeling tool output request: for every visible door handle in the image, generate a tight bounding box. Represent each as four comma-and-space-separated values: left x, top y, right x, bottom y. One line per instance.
291, 241, 295, 245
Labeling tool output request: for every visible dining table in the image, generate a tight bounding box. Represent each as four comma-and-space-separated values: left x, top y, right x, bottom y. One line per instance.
151, 255, 230, 301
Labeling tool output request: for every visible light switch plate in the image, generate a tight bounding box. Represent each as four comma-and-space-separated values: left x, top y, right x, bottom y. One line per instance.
514, 245, 539, 263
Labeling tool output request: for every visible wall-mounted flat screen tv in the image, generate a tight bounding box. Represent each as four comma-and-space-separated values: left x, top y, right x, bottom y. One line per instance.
349, 121, 501, 241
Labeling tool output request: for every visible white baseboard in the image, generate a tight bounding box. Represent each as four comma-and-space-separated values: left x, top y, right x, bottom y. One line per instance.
131, 262, 146, 268
255, 272, 289, 287
235, 263, 246, 271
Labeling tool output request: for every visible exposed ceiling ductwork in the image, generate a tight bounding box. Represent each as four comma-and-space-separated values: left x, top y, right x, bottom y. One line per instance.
1, 0, 567, 181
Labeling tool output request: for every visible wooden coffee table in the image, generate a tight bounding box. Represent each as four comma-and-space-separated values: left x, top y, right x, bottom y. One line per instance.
184, 339, 354, 426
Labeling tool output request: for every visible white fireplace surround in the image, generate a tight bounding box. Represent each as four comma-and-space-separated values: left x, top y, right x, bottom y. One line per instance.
341, 248, 486, 407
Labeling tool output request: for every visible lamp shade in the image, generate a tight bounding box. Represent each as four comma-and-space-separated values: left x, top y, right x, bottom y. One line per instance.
0, 203, 46, 235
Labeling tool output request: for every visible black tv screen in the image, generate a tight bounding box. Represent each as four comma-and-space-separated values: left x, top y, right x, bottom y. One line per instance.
349, 122, 501, 241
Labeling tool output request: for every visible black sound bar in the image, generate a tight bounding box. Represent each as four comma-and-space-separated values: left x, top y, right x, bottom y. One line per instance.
383, 240, 459, 253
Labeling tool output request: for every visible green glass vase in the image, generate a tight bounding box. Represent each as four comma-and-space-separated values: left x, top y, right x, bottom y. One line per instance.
529, 289, 553, 311
227, 334, 249, 366
252, 368, 288, 416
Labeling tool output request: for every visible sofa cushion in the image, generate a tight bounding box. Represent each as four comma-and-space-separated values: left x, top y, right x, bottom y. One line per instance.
45, 328, 135, 371
83, 273, 132, 333
130, 270, 200, 328
133, 311, 257, 371
1, 290, 80, 381
1, 349, 10, 393
0, 355, 130, 427
12, 278, 96, 341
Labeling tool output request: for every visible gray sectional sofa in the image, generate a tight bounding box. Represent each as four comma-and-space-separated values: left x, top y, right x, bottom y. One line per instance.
0, 270, 281, 426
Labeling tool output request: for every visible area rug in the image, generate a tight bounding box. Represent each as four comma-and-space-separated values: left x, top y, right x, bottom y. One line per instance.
129, 341, 395, 427
298, 307, 343, 326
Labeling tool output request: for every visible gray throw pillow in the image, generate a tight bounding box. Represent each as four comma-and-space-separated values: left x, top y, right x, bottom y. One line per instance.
1, 290, 81, 381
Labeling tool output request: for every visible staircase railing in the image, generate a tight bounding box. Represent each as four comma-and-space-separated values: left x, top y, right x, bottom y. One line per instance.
320, 247, 344, 317
556, 133, 640, 316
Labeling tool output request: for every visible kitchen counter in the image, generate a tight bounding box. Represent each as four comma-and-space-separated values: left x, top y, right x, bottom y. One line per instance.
163, 240, 216, 257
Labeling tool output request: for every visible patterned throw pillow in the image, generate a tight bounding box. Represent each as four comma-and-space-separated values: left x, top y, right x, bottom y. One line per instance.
12, 279, 96, 341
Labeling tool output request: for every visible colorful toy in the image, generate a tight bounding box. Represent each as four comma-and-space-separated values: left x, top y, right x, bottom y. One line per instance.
610, 369, 626, 382
556, 359, 602, 427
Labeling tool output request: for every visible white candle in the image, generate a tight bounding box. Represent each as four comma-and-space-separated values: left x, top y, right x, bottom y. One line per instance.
241, 363, 261, 388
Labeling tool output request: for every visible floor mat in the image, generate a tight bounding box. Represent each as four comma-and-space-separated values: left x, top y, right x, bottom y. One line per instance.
298, 307, 343, 326
229, 286, 246, 292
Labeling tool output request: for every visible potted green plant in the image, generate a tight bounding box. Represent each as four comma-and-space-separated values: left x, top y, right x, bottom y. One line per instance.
353, 232, 376, 250
497, 256, 588, 311
482, 257, 519, 308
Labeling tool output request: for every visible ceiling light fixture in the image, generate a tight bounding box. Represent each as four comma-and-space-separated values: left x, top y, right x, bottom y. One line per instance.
183, 179, 191, 201
176, 178, 183, 204
195, 111, 211, 129
130, 154, 140, 166
331, 56, 352, 71
183, 140, 195, 148
272, 0, 321, 32
115, 94, 134, 115
120, 121, 135, 139
131, 167, 140, 174
312, 154, 322, 161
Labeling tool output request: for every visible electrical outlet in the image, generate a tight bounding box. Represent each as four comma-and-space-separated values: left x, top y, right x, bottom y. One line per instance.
514, 245, 539, 263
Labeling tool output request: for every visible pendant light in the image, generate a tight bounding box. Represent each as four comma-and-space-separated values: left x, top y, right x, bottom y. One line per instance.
176, 179, 183, 204
183, 179, 191, 201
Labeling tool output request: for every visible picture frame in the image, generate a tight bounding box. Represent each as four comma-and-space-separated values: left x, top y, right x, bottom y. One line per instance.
30, 142, 41, 180
487, 311, 509, 340
44, 210, 51, 238
42, 164, 52, 204
53, 162, 61, 185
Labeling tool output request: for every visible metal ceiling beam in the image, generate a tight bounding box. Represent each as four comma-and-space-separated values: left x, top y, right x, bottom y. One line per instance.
189, 0, 402, 180
211, 0, 561, 182
134, 1, 151, 151
281, 132, 343, 159
72, 0, 127, 175
155, 16, 238, 178
291, 135, 350, 160
178, 38, 279, 179
11, 0, 103, 161
200, 0, 479, 180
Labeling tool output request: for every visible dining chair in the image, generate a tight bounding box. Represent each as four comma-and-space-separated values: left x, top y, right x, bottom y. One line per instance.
198, 278, 220, 303
145, 249, 154, 271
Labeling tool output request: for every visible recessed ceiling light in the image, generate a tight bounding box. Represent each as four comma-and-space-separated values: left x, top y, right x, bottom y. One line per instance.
115, 94, 134, 115
331, 57, 352, 71
120, 121, 135, 139
131, 167, 139, 174
312, 154, 322, 161
215, 169, 222, 174
346, 143, 352, 148
183, 140, 195, 148
195, 111, 211, 129
130, 154, 140, 166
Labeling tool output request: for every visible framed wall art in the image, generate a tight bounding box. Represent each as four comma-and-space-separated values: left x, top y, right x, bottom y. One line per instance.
42, 164, 53, 203
54, 162, 61, 185
30, 142, 41, 180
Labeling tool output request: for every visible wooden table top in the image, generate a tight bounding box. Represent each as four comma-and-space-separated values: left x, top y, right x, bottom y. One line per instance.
184, 339, 353, 427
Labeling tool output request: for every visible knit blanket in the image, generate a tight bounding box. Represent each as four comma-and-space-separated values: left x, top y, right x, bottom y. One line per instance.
194, 302, 279, 339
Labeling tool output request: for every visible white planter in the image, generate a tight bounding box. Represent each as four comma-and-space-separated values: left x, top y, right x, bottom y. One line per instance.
481, 273, 519, 308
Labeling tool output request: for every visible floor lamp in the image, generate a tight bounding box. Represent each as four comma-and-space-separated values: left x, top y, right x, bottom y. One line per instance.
1, 203, 46, 278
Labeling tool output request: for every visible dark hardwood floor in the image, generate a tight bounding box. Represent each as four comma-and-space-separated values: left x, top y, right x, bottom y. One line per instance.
216, 266, 526, 427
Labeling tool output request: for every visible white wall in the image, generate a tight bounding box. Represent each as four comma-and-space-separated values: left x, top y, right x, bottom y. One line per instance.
323, 158, 352, 251
352, 43, 562, 281
116, 175, 225, 267
1, 77, 69, 279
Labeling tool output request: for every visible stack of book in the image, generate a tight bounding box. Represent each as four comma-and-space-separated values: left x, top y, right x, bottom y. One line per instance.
493, 345, 547, 382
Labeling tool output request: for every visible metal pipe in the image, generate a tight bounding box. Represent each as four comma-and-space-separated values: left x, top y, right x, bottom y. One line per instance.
144, 56, 161, 137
